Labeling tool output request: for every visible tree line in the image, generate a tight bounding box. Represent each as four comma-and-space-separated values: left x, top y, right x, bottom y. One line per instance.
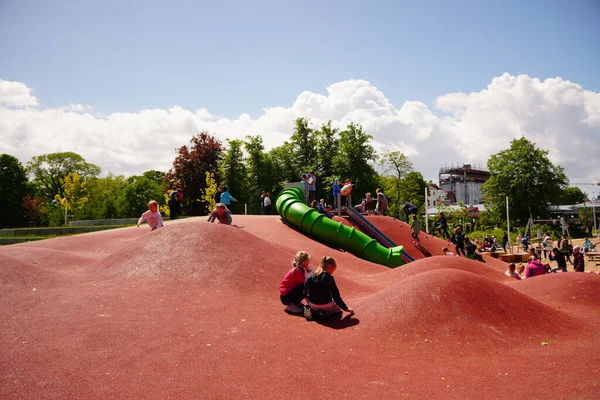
0, 120, 589, 230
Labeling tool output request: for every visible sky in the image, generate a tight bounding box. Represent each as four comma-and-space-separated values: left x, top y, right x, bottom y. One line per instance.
1, 0, 599, 198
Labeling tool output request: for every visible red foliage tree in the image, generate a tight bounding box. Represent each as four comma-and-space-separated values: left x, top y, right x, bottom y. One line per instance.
165, 132, 223, 216
22, 194, 46, 226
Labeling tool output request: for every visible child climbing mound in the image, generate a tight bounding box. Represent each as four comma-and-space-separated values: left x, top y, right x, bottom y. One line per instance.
304, 256, 354, 320
410, 214, 420, 245
207, 203, 232, 225
137, 200, 163, 230
279, 251, 311, 314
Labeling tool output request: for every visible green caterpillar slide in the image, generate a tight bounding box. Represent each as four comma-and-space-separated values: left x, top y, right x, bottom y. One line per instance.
275, 187, 404, 268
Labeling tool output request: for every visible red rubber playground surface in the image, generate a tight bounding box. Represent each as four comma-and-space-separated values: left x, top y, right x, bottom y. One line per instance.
1, 215, 599, 399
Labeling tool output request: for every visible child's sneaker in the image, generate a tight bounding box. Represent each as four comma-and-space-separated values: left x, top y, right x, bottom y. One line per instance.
284, 303, 304, 314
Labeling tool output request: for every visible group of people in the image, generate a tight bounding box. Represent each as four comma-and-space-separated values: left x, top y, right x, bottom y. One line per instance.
504, 244, 587, 280
279, 251, 354, 320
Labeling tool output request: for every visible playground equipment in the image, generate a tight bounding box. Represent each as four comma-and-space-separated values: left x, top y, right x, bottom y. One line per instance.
276, 187, 405, 268
344, 205, 415, 264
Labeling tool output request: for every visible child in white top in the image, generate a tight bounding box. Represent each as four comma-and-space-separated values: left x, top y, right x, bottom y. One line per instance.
137, 200, 163, 230
442, 247, 455, 256
505, 263, 521, 280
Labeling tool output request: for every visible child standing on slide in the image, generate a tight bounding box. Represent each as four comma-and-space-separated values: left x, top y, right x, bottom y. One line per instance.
279, 251, 312, 314
137, 200, 163, 230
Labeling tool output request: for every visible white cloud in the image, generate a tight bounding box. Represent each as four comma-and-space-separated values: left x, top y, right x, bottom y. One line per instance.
0, 75, 598, 197
0, 79, 38, 107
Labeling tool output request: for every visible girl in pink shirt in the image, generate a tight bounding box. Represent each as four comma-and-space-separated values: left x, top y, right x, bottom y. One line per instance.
137, 200, 163, 230
279, 251, 311, 314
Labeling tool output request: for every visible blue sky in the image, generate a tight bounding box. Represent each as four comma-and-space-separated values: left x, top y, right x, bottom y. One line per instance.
1, 0, 599, 118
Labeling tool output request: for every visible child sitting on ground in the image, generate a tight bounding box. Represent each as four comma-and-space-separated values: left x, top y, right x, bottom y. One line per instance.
505, 263, 521, 280
442, 247, 455, 256
207, 203, 232, 225
517, 264, 525, 278
517, 264, 526, 279
137, 200, 163, 230
304, 256, 354, 320
279, 251, 311, 314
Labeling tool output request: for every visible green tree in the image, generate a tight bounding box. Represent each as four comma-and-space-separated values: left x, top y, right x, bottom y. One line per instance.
290, 117, 317, 172
142, 170, 168, 187
482, 137, 568, 224
315, 121, 340, 202
26, 152, 100, 199
333, 123, 379, 204
220, 139, 248, 211
77, 174, 127, 220
115, 176, 165, 218
245, 135, 274, 214
54, 172, 89, 225
555, 187, 588, 205
380, 151, 414, 218
0, 154, 29, 228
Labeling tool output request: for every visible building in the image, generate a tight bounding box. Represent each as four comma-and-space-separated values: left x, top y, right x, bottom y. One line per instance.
439, 163, 490, 205
427, 183, 449, 207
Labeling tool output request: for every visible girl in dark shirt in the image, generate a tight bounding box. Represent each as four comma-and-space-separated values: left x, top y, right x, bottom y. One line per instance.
304, 256, 354, 317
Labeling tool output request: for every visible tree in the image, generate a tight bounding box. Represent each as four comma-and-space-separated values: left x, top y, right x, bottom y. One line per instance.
482, 137, 568, 224
22, 194, 46, 226
555, 187, 588, 205
245, 135, 273, 214
333, 123, 379, 203
54, 172, 89, 225
142, 170, 168, 187
26, 152, 100, 199
315, 121, 340, 202
219, 139, 248, 210
165, 132, 223, 215
201, 172, 218, 211
77, 174, 127, 220
380, 151, 414, 218
290, 117, 317, 172
115, 176, 165, 218
0, 154, 29, 228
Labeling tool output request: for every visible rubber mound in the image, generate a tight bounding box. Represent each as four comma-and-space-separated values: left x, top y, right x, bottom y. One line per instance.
0, 216, 599, 400
510, 272, 600, 312
359, 268, 577, 342
0, 254, 60, 292
92, 223, 292, 288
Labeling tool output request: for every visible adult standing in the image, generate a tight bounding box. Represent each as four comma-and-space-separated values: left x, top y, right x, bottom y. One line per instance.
559, 233, 572, 264
573, 246, 585, 272
340, 179, 353, 208
220, 185, 238, 214
542, 232, 553, 259
263, 193, 272, 214
214, 186, 223, 208
260, 191, 266, 215
502, 232, 509, 252
168, 187, 182, 220
307, 171, 317, 204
